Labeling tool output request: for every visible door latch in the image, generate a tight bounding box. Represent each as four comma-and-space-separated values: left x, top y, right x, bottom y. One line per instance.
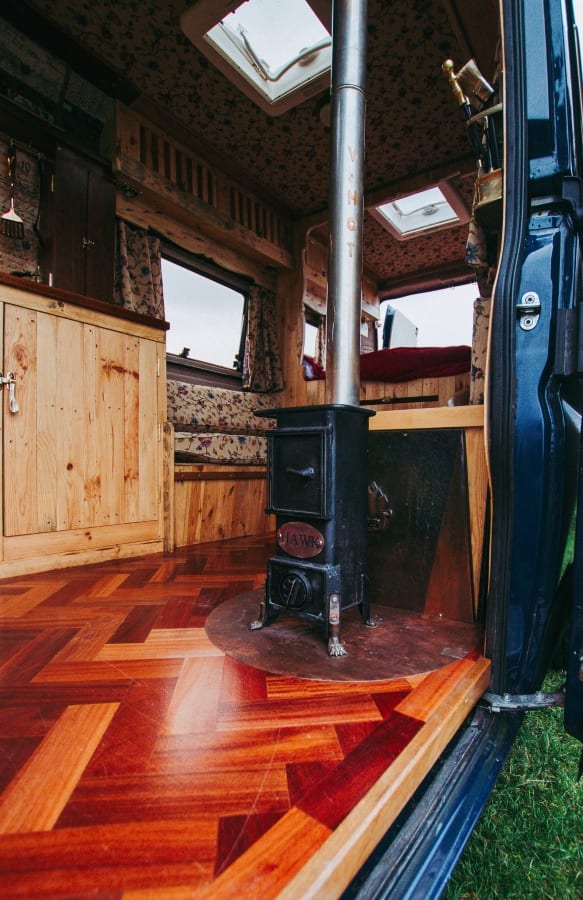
483, 689, 565, 712
0, 372, 19, 413
516, 291, 541, 331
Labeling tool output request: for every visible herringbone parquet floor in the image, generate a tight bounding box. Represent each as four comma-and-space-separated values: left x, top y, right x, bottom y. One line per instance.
0, 535, 490, 898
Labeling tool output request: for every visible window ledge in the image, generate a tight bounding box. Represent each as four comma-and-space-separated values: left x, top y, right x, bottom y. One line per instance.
167, 355, 243, 390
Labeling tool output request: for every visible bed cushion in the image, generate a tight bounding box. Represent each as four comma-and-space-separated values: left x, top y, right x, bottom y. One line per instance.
168, 380, 280, 463
167, 381, 278, 433
174, 431, 267, 464
359, 346, 471, 382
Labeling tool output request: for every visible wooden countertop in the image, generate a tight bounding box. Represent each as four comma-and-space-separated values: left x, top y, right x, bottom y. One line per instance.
0, 271, 168, 332
368, 404, 484, 431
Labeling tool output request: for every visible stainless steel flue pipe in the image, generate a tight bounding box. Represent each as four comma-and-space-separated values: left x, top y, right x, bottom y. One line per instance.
325, 0, 368, 407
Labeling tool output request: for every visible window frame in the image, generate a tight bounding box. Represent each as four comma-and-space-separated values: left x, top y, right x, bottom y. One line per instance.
162, 242, 250, 389
370, 181, 469, 241
303, 305, 321, 356
180, 0, 331, 116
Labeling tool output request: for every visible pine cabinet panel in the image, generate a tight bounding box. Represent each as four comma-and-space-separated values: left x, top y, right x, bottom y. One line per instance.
3, 305, 41, 535
1, 287, 165, 574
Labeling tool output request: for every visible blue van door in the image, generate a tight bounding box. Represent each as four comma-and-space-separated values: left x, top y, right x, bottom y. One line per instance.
566, 426, 583, 749
486, 0, 582, 744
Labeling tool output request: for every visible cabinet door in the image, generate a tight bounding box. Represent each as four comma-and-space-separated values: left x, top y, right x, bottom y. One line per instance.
50, 147, 115, 302
2, 303, 162, 565
84, 163, 116, 302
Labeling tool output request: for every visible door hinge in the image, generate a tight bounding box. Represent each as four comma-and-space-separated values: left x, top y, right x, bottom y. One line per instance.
483, 689, 565, 712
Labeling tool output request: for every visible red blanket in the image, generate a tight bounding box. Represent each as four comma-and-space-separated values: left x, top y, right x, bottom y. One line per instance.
360, 346, 471, 382
303, 346, 471, 383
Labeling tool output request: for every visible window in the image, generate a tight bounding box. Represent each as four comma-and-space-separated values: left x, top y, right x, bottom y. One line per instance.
379, 283, 477, 348
303, 307, 320, 359
161, 252, 248, 383
371, 183, 469, 240
180, 0, 331, 116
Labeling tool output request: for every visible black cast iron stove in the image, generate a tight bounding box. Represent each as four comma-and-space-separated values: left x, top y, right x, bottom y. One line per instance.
251, 403, 374, 655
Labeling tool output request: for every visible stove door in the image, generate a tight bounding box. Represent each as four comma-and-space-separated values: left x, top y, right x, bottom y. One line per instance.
267, 427, 330, 519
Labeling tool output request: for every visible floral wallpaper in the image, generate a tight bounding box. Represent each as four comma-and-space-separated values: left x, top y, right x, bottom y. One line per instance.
0, 0, 500, 293
0, 138, 41, 277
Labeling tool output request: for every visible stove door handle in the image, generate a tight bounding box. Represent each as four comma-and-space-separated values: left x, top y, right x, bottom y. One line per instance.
286, 465, 316, 479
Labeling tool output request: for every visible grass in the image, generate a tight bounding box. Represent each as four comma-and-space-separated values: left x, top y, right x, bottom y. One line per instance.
444, 670, 583, 900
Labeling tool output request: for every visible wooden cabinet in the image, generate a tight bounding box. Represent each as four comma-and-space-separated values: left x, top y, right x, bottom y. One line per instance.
0, 280, 166, 576
39, 147, 116, 302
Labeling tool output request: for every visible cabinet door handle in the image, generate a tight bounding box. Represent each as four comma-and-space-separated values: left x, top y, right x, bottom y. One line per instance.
82, 237, 96, 249
0, 372, 19, 413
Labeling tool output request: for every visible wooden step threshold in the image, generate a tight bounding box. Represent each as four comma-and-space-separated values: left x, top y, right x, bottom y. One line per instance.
203, 655, 491, 899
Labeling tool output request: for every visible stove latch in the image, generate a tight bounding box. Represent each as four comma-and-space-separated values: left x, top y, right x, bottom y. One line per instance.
368, 481, 393, 532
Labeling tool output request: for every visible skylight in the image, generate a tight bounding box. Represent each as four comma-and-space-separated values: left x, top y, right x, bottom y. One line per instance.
373, 185, 468, 240
180, 0, 331, 116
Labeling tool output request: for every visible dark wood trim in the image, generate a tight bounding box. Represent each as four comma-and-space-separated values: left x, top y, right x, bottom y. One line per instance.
174, 468, 266, 483
167, 359, 243, 389
0, 95, 112, 166
361, 394, 440, 406
378, 261, 476, 299
0, 1, 139, 105
161, 243, 252, 294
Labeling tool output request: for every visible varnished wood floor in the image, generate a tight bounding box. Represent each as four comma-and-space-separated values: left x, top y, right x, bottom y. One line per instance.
0, 535, 490, 899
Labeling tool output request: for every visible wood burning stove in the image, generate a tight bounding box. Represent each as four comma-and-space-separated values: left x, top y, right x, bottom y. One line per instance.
250, 403, 374, 655
250, 0, 371, 657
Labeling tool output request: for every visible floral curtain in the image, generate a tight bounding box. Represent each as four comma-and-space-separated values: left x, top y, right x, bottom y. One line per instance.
114, 219, 165, 319
315, 314, 327, 368
465, 195, 498, 405
242, 284, 284, 393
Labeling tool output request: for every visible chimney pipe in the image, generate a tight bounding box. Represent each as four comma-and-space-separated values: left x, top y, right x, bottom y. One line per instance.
325, 0, 368, 407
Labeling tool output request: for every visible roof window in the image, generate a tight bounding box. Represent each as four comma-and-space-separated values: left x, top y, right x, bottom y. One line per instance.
181, 0, 331, 116
372, 184, 468, 240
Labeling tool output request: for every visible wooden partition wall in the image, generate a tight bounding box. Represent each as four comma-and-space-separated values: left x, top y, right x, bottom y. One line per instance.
369, 405, 487, 614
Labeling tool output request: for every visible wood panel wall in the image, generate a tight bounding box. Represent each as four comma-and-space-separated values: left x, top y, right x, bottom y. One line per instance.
361, 372, 470, 411
115, 104, 293, 272
370, 406, 487, 617
173, 465, 274, 548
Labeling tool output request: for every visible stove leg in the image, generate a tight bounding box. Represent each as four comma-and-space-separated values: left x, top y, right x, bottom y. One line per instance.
327, 592, 347, 656
249, 585, 278, 631
328, 629, 348, 657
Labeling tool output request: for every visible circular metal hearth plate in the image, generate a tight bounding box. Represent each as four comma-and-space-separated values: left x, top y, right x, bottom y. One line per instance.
205, 589, 483, 682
